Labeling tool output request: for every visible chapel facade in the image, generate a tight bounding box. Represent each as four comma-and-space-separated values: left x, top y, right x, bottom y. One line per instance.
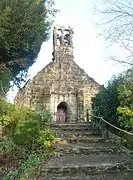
14, 25, 102, 123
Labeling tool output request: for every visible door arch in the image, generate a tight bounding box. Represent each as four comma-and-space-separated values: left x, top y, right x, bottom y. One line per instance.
56, 102, 68, 123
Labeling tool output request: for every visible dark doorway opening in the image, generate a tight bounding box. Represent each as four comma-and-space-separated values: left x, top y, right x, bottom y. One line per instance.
56, 102, 68, 123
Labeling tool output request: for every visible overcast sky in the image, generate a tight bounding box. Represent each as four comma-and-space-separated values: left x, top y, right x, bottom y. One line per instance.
7, 0, 127, 102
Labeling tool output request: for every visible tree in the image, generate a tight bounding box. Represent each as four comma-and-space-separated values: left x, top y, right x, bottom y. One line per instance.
94, 0, 133, 65
92, 68, 133, 132
0, 0, 56, 86
117, 69, 133, 131
92, 75, 122, 126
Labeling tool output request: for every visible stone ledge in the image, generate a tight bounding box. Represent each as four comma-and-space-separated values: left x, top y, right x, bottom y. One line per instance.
53, 144, 121, 156
42, 162, 133, 176
51, 123, 92, 128
52, 130, 101, 138
41, 171, 133, 180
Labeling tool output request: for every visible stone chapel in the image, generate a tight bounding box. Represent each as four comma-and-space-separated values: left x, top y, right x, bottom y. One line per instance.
14, 25, 102, 123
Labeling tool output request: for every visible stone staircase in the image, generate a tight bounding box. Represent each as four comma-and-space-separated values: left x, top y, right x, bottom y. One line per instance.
39, 123, 133, 180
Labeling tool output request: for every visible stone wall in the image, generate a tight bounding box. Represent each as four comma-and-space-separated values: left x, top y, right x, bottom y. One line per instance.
15, 46, 101, 123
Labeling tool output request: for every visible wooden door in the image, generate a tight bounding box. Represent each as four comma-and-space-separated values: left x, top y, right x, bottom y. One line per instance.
56, 108, 67, 123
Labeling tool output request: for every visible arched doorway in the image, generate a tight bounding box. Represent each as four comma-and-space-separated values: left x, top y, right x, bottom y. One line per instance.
56, 102, 68, 123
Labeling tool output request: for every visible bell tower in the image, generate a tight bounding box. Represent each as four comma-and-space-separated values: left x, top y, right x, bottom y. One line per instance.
52, 25, 74, 61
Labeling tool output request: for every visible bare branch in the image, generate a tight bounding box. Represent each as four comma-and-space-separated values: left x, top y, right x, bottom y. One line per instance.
93, 0, 133, 66
110, 56, 133, 66
122, 42, 133, 56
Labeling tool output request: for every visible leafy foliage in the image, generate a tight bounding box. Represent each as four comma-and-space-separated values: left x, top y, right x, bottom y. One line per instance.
117, 69, 133, 131
4, 154, 41, 180
13, 119, 40, 146
0, 100, 55, 179
0, 69, 11, 97
0, 101, 40, 138
117, 107, 133, 131
92, 68, 133, 145
92, 75, 122, 126
39, 129, 55, 148
36, 105, 52, 128
92, 69, 133, 149
0, 0, 56, 86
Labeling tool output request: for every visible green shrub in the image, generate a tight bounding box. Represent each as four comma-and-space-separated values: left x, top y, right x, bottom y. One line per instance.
92, 75, 122, 126
0, 100, 49, 138
92, 69, 133, 150
0, 139, 16, 154
39, 129, 56, 149
117, 69, 133, 131
0, 139, 30, 173
13, 119, 40, 146
4, 154, 41, 180
117, 107, 133, 131
0, 100, 55, 179
0, 100, 16, 126
0, 70, 11, 97
36, 106, 52, 128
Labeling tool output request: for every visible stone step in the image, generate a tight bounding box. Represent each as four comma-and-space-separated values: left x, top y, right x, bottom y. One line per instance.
42, 172, 133, 180
51, 123, 94, 131
41, 154, 133, 177
52, 129, 100, 138
53, 143, 120, 155
39, 123, 133, 180
62, 137, 107, 144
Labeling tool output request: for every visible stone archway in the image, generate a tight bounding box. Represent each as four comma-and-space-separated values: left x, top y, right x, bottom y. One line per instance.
56, 102, 68, 123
